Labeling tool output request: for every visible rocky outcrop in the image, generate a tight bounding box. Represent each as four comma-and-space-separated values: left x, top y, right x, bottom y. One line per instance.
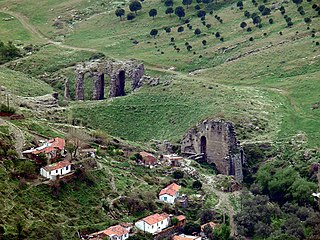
181, 119, 244, 182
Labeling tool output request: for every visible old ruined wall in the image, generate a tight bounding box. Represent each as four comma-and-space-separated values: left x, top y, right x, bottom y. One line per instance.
181, 119, 243, 182
74, 59, 145, 100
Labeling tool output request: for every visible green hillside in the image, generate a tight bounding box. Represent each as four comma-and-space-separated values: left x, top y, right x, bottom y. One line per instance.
0, 0, 319, 239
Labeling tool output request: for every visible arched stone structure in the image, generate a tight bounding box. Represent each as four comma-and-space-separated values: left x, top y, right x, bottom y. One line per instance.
73, 59, 145, 100
181, 119, 244, 182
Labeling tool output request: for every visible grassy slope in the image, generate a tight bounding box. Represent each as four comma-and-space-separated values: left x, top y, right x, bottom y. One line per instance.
0, 0, 319, 145
0, 67, 53, 97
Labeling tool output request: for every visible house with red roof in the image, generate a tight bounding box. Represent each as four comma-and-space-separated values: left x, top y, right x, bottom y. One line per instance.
87, 224, 129, 240
172, 234, 202, 240
135, 213, 170, 234
40, 160, 72, 180
22, 137, 65, 161
159, 183, 181, 204
139, 151, 157, 166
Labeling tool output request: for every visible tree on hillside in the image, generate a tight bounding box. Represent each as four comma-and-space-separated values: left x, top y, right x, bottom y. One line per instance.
66, 127, 91, 159
129, 0, 142, 15
175, 6, 186, 19
165, 27, 171, 33
194, 28, 201, 35
244, 10, 250, 18
203, 0, 211, 4
150, 29, 159, 38
197, 10, 206, 18
165, 0, 174, 7
127, 12, 136, 20
177, 26, 184, 32
149, 9, 157, 19
166, 7, 174, 16
115, 8, 125, 20
292, 0, 303, 4
240, 21, 247, 29
182, 0, 193, 9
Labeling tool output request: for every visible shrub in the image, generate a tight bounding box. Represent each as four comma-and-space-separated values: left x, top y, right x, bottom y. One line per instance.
194, 28, 201, 35
192, 180, 203, 189
150, 29, 158, 38
269, 18, 274, 24
127, 12, 136, 20
173, 170, 184, 179
178, 26, 184, 32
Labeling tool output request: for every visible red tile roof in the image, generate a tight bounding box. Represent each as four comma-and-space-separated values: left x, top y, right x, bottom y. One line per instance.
201, 221, 217, 231
25, 137, 65, 155
159, 183, 181, 197
140, 151, 155, 158
103, 225, 129, 237
176, 215, 186, 221
89, 225, 129, 239
142, 213, 169, 225
43, 160, 71, 172
173, 235, 200, 240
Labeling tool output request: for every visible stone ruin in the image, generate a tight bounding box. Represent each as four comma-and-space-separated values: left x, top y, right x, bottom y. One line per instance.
181, 119, 244, 182
73, 59, 145, 100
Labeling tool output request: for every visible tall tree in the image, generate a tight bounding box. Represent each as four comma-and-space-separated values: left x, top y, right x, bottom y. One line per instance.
149, 9, 157, 19
129, 0, 142, 15
165, 0, 174, 7
165, 7, 174, 16
115, 8, 125, 20
175, 6, 185, 19
150, 29, 159, 38
182, 0, 192, 9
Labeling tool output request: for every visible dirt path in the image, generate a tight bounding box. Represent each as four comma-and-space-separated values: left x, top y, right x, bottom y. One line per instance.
183, 159, 238, 236
0, 9, 97, 53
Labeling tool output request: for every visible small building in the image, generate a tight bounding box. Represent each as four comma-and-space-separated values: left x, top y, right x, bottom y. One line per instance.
135, 213, 170, 234
40, 160, 72, 180
159, 183, 181, 204
140, 151, 157, 166
163, 154, 184, 167
22, 137, 65, 161
172, 235, 201, 240
88, 224, 129, 240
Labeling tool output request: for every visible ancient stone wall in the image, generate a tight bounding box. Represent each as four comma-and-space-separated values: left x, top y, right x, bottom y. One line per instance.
181, 119, 244, 182
73, 59, 145, 100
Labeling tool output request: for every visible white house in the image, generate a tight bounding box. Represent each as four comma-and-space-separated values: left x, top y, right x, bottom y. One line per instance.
88, 225, 129, 240
40, 160, 72, 180
159, 183, 181, 204
135, 213, 170, 234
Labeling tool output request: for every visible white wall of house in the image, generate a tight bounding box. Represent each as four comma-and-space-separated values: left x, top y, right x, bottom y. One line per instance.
40, 165, 71, 180
159, 192, 179, 204
108, 233, 129, 240
135, 218, 170, 234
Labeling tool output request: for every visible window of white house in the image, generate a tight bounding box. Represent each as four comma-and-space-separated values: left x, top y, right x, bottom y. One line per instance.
161, 221, 163, 224
152, 225, 154, 228
56, 170, 58, 173
66, 166, 68, 170
164, 197, 167, 201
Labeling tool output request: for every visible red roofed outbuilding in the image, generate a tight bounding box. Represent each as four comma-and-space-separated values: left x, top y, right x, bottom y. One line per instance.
135, 213, 170, 234
159, 183, 181, 204
139, 151, 157, 166
22, 137, 66, 161
40, 160, 71, 180
88, 224, 129, 240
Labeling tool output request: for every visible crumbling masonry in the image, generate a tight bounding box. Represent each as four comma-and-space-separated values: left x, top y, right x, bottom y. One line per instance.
73, 59, 144, 100
181, 119, 244, 182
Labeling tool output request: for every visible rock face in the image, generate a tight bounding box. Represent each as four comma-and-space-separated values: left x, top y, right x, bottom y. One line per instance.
74, 59, 145, 100
181, 119, 244, 182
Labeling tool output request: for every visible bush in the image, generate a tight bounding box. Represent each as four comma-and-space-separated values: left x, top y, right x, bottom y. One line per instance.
0, 104, 16, 114
127, 12, 136, 20
194, 28, 201, 35
173, 170, 184, 179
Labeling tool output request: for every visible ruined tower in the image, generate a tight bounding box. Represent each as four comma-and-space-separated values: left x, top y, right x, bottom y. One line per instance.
181, 119, 244, 182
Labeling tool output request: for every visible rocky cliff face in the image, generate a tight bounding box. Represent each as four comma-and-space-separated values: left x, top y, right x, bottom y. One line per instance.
181, 119, 244, 182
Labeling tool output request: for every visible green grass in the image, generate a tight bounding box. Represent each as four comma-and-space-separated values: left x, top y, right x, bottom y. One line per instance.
0, 67, 53, 97
0, 12, 42, 44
